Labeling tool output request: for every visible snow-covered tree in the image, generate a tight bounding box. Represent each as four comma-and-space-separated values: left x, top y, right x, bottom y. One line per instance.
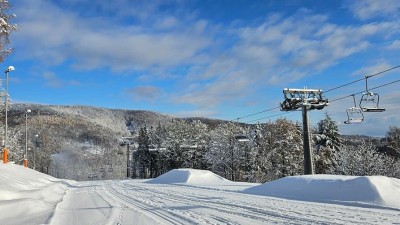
163, 119, 189, 169
238, 126, 258, 182
206, 122, 248, 181
136, 126, 151, 178
0, 0, 17, 62
181, 120, 210, 169
313, 113, 341, 174
337, 140, 395, 176
386, 126, 400, 158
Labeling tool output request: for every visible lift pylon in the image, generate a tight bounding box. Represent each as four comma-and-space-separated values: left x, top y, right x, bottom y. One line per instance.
280, 88, 329, 175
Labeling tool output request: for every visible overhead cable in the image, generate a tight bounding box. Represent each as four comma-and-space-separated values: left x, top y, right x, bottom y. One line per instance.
234, 65, 399, 122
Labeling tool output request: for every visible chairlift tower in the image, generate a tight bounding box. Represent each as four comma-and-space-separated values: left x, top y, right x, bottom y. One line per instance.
120, 137, 135, 178
280, 88, 329, 175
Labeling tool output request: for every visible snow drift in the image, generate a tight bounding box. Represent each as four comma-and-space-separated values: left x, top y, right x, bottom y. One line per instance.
147, 168, 233, 185
0, 163, 73, 225
245, 175, 400, 209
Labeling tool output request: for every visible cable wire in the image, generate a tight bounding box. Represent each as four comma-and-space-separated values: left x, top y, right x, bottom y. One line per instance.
234, 106, 280, 121
246, 78, 400, 124
246, 112, 291, 123
324, 65, 400, 93
233, 66, 399, 122
330, 78, 400, 103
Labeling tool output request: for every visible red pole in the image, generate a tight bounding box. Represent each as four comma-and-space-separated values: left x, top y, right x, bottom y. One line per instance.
3, 148, 8, 163
23, 159, 28, 168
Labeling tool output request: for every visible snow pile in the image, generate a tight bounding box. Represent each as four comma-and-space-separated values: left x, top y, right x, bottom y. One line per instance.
245, 175, 400, 209
147, 168, 233, 185
0, 162, 73, 225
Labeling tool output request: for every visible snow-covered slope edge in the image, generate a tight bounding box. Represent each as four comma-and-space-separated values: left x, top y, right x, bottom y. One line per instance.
147, 168, 233, 185
244, 175, 400, 209
0, 163, 74, 225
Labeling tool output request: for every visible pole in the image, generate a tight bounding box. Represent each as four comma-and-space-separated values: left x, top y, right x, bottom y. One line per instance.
5, 70, 8, 149
34, 134, 38, 170
302, 105, 314, 174
126, 143, 130, 178
231, 137, 234, 181
24, 110, 29, 168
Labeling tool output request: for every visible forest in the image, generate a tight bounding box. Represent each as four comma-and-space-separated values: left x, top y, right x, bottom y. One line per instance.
128, 114, 400, 183
2, 104, 399, 182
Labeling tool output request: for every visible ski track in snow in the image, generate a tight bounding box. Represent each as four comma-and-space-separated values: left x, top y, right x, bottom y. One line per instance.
48, 180, 400, 225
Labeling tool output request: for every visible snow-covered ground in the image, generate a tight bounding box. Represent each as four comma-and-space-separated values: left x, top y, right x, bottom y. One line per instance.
1, 163, 400, 225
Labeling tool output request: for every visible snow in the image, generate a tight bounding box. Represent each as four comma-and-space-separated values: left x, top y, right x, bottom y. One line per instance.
245, 174, 400, 209
1, 163, 400, 225
147, 168, 233, 185
0, 162, 74, 225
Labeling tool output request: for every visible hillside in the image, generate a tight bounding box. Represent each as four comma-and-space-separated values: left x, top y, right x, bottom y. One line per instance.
7, 103, 178, 180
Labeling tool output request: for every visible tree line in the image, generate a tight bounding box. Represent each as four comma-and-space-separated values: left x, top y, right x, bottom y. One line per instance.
131, 115, 400, 183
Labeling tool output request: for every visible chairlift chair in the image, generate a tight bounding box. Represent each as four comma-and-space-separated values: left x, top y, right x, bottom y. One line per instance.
344, 95, 364, 124
359, 76, 385, 112
235, 135, 250, 142
344, 107, 364, 124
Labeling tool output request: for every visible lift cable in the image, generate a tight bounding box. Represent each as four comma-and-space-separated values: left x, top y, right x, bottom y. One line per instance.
233, 106, 280, 122
233, 66, 399, 122
246, 112, 290, 124
329, 78, 400, 103
245, 78, 400, 124
324, 65, 400, 94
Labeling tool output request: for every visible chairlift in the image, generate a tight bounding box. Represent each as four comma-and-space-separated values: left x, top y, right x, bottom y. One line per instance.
99, 167, 105, 173
108, 167, 113, 172
149, 144, 157, 151
344, 95, 364, 124
235, 135, 250, 142
359, 76, 385, 112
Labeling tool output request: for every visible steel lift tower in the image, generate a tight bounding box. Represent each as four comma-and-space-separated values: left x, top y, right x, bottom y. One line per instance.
280, 88, 329, 175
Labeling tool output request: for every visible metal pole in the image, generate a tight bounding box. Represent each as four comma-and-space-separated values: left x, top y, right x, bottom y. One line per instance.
25, 112, 28, 160
34, 134, 38, 170
24, 110, 30, 168
5, 71, 8, 149
302, 105, 314, 174
126, 143, 130, 178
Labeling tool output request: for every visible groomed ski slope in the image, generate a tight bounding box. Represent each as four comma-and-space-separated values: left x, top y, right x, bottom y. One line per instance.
1, 163, 400, 225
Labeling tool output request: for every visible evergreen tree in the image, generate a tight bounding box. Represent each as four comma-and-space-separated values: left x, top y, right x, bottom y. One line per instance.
137, 126, 151, 178
313, 113, 341, 174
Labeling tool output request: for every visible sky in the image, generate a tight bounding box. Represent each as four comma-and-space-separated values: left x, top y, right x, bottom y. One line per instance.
2, 0, 400, 136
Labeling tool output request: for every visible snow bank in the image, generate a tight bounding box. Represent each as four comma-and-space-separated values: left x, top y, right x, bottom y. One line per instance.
0, 162, 73, 225
147, 168, 233, 185
245, 175, 400, 209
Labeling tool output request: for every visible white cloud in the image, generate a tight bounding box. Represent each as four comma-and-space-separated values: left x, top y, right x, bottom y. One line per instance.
346, 0, 400, 20
10, 1, 400, 123
351, 62, 395, 77
171, 10, 397, 110
126, 85, 162, 101
388, 40, 400, 49
13, 0, 211, 72
42, 71, 80, 88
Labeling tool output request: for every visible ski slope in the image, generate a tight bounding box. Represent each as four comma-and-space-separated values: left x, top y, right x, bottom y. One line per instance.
1, 164, 400, 225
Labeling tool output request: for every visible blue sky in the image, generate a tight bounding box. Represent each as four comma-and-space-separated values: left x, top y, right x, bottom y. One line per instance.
3, 0, 400, 136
